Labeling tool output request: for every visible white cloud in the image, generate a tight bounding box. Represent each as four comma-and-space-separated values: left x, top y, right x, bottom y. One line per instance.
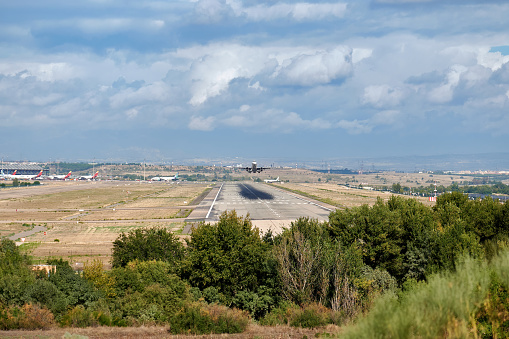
224, 1, 347, 21
428, 64, 467, 103
189, 115, 216, 131
184, 44, 356, 105
272, 46, 353, 86
363, 85, 404, 108
125, 108, 139, 119
478, 49, 509, 71
221, 108, 331, 132
336, 119, 372, 134
0, 62, 75, 82
109, 81, 169, 109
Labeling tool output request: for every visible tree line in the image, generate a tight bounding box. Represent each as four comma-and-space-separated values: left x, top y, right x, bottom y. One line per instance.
1, 192, 508, 334
391, 181, 509, 196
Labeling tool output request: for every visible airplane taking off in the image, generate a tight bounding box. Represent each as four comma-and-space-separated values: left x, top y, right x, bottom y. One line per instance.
79, 171, 99, 180
2, 170, 43, 180
264, 177, 280, 183
47, 171, 72, 180
151, 172, 179, 181
242, 161, 269, 173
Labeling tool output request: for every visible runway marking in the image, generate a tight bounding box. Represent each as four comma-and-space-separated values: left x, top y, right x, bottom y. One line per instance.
241, 183, 280, 218
270, 186, 334, 212
206, 183, 224, 219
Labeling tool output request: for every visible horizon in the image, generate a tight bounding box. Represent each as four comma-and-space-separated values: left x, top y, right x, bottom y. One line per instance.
2, 151, 509, 173
1, 1, 508, 161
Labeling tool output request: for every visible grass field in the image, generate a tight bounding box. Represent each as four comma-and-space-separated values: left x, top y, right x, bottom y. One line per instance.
273, 182, 434, 208
0, 181, 211, 268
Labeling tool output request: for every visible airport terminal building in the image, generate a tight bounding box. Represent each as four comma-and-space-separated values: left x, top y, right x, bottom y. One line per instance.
0, 163, 45, 176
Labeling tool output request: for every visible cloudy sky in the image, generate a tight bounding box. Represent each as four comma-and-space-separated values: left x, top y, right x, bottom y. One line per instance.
1, 0, 508, 164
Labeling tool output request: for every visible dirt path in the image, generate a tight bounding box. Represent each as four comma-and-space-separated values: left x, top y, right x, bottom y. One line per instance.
0, 324, 341, 338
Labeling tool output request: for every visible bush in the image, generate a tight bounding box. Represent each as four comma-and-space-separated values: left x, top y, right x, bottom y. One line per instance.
112, 227, 185, 268
0, 303, 55, 330
59, 305, 101, 328
341, 255, 492, 338
259, 301, 297, 326
260, 302, 332, 328
288, 303, 331, 329
169, 302, 249, 334
232, 289, 274, 319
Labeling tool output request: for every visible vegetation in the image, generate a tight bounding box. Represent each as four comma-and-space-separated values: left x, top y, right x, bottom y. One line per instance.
391, 180, 509, 197
46, 162, 99, 173
111, 227, 185, 268
0, 194, 508, 335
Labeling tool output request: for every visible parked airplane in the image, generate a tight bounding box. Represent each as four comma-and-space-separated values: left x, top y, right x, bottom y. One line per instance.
1, 170, 17, 180
242, 161, 269, 173
264, 177, 280, 183
151, 172, 179, 181
79, 171, 99, 180
1, 170, 43, 180
47, 171, 72, 180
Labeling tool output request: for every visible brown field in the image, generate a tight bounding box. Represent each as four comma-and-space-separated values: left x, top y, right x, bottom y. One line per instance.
75, 208, 183, 221
24, 221, 186, 269
0, 181, 211, 268
275, 182, 434, 208
0, 323, 341, 338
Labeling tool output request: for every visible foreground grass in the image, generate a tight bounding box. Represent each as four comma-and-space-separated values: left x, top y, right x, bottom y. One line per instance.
341, 251, 509, 338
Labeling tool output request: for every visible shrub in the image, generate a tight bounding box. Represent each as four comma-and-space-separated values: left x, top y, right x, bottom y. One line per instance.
59, 305, 98, 328
112, 227, 185, 268
0, 303, 55, 330
18, 303, 56, 330
232, 289, 274, 319
259, 301, 298, 326
341, 255, 492, 338
169, 302, 249, 334
288, 303, 330, 329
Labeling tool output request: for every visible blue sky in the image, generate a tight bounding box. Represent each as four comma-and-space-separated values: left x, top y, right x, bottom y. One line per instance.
1, 0, 508, 164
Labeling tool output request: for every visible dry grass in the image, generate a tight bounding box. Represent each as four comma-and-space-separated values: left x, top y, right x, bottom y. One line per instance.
26, 221, 185, 269
0, 181, 207, 268
0, 323, 341, 338
275, 182, 434, 208
0, 222, 34, 238
75, 208, 182, 221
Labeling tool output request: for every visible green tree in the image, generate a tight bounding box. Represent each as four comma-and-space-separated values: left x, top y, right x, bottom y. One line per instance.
183, 211, 272, 300
0, 239, 35, 305
392, 183, 402, 194
12, 178, 19, 187
109, 260, 190, 322
329, 196, 438, 284
112, 227, 185, 268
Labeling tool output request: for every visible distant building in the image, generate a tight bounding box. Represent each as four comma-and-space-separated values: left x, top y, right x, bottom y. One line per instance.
0, 163, 45, 176
31, 265, 57, 276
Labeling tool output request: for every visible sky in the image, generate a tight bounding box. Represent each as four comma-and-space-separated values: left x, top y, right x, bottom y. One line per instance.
1, 0, 508, 165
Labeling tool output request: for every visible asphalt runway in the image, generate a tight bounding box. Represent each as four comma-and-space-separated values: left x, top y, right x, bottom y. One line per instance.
202, 183, 335, 233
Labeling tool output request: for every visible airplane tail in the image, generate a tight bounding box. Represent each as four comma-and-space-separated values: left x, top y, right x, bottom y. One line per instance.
276, 177, 279, 181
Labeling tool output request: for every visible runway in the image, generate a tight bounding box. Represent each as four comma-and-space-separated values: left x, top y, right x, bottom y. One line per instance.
190, 182, 335, 233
